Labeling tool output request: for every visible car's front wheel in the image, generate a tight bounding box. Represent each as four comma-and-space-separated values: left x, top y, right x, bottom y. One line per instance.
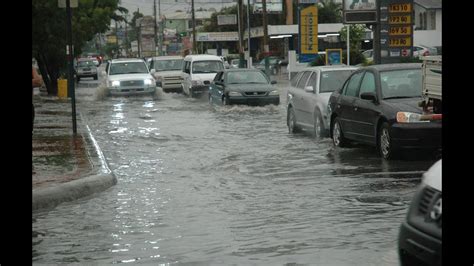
378, 122, 398, 160
332, 117, 348, 147
222, 95, 230, 106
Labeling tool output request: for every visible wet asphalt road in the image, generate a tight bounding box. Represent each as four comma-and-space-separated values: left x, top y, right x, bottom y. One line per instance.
32, 72, 438, 265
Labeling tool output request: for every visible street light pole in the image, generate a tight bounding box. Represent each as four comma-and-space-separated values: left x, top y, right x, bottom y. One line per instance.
65, 0, 77, 134
238, 0, 244, 68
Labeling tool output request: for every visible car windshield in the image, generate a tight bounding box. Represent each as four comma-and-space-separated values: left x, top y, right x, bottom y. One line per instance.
320, 70, 355, 93
192, 61, 224, 73
153, 59, 183, 71
227, 71, 269, 84
380, 69, 422, 99
77, 61, 95, 67
109, 62, 149, 75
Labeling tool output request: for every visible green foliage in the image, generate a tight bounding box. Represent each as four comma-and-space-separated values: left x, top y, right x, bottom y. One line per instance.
32, 0, 123, 94
318, 0, 342, 23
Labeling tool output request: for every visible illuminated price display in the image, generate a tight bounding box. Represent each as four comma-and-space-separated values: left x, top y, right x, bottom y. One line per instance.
389, 26, 412, 35
389, 15, 412, 24
389, 37, 412, 47
389, 4, 412, 13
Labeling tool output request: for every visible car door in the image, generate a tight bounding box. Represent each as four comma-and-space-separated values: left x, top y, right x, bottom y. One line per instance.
209, 71, 225, 103
181, 60, 191, 94
300, 71, 318, 127
333, 71, 364, 140
292, 71, 312, 123
351, 71, 380, 144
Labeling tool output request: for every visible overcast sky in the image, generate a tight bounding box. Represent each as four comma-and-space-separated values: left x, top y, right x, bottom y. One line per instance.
120, 0, 239, 17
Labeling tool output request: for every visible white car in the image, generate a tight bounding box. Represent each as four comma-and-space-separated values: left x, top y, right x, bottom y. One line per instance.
181, 54, 224, 98
399, 159, 441, 265
103, 58, 156, 96
287, 65, 358, 139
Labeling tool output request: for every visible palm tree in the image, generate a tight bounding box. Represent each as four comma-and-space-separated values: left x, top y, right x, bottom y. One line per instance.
318, 0, 342, 23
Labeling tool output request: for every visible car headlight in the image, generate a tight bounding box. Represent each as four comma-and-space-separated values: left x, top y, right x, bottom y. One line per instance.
111, 80, 120, 87
396, 112, 430, 123
228, 91, 242, 97
144, 79, 153, 85
268, 90, 279, 96
192, 80, 203, 86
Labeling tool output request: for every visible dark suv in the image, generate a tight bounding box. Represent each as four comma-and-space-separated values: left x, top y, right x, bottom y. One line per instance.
75, 58, 98, 81
398, 159, 441, 266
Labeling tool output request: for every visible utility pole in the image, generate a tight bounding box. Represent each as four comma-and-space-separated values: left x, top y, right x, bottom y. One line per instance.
65, 0, 77, 134
159, 0, 163, 56
262, 0, 270, 77
238, 0, 244, 68
191, 0, 197, 54
247, 0, 251, 68
154, 0, 158, 56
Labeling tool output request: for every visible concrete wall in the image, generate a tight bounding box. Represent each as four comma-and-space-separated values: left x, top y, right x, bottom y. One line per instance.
414, 30, 441, 47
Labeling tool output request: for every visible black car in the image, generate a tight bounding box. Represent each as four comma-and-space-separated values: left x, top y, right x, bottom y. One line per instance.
328, 63, 441, 160
208, 69, 279, 106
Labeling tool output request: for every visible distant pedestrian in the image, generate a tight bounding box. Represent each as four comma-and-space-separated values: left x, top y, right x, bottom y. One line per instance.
32, 66, 43, 132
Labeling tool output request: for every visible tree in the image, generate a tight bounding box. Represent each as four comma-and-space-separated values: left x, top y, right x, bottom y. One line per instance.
32, 0, 124, 95
339, 24, 366, 65
318, 0, 342, 23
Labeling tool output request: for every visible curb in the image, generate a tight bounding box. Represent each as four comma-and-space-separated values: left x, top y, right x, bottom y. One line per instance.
33, 114, 117, 211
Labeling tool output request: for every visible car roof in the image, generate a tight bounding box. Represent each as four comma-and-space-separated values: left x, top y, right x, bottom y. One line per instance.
151, 56, 183, 60
223, 68, 263, 73
363, 63, 421, 72
111, 58, 146, 63
300, 65, 359, 72
184, 54, 222, 61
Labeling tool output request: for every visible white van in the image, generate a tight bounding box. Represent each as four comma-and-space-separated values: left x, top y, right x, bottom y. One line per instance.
181, 54, 225, 97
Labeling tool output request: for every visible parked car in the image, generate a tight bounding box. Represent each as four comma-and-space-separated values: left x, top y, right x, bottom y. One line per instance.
328, 63, 441, 160
75, 58, 98, 81
398, 159, 441, 266
287, 65, 358, 139
255, 56, 284, 75
181, 54, 225, 98
413, 44, 437, 57
208, 68, 279, 106
103, 58, 156, 96
149, 56, 184, 93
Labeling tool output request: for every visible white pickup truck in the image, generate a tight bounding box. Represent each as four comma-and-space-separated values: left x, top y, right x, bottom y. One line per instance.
420, 56, 442, 115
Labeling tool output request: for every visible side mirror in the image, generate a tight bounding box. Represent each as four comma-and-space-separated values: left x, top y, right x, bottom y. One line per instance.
271, 80, 277, 84
360, 92, 377, 102
150, 69, 156, 74
304, 86, 314, 92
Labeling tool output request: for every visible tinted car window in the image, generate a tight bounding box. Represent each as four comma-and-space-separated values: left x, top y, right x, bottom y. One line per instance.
153, 59, 183, 71
227, 71, 269, 84
359, 71, 376, 96
380, 69, 422, 99
109, 62, 149, 75
320, 70, 355, 93
343, 72, 363, 97
296, 71, 311, 89
291, 72, 303, 87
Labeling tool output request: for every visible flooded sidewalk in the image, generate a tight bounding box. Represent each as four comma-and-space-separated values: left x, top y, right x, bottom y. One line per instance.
32, 91, 116, 211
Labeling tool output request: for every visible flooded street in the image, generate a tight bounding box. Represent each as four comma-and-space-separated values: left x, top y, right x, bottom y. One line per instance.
33, 76, 437, 265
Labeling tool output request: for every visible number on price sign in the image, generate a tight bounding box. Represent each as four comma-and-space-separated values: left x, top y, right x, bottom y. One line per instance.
389, 37, 412, 47
389, 15, 411, 24
389, 4, 412, 13
389, 26, 412, 35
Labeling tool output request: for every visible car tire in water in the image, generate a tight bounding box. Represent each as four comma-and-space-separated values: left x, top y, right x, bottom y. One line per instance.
332, 117, 348, 147
313, 111, 325, 140
287, 107, 301, 134
378, 122, 398, 160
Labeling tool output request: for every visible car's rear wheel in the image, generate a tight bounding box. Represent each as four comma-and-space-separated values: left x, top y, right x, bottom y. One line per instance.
313, 111, 325, 140
378, 122, 398, 160
332, 117, 348, 147
287, 107, 301, 134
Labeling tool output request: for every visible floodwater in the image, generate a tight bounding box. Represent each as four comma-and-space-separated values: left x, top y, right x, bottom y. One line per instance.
33, 75, 437, 265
